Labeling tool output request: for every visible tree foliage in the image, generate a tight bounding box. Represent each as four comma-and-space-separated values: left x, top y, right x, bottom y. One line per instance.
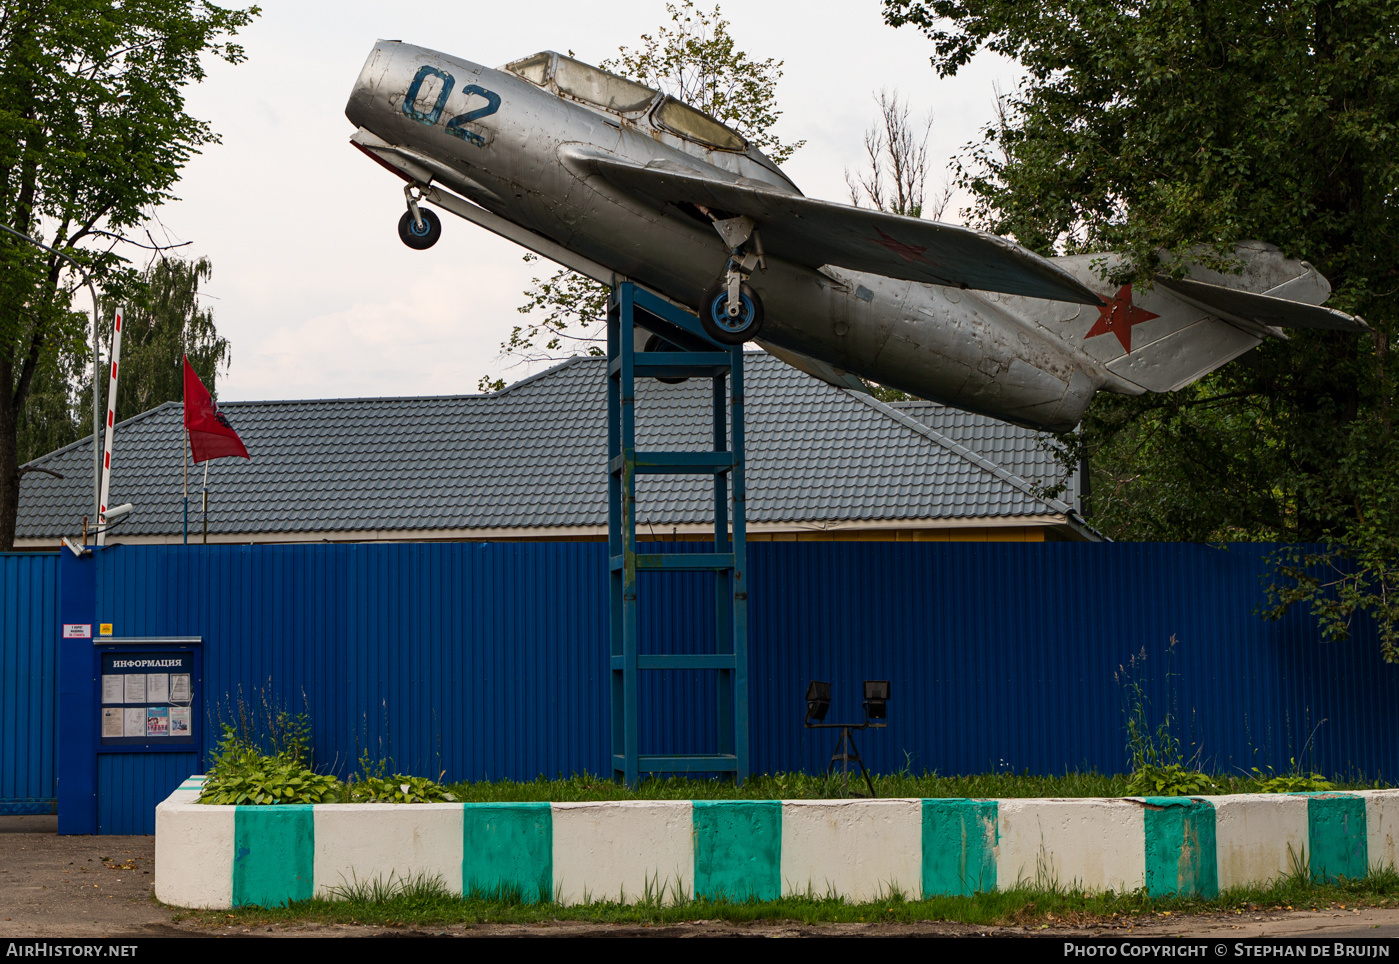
19, 255, 230, 467
15, 341, 78, 467
82, 255, 230, 423
603, 1, 802, 165
0, 0, 258, 549
883, 0, 1399, 655
483, 2, 799, 390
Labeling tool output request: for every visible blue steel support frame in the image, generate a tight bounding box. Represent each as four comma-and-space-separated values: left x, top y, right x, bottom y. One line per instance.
607, 282, 749, 787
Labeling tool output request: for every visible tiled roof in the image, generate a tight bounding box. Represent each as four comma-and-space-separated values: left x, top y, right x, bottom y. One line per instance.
890, 400, 1081, 507
16, 352, 1085, 540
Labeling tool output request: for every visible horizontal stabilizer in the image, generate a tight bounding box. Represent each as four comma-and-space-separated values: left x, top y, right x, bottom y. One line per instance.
1154, 275, 1369, 332
574, 151, 1102, 306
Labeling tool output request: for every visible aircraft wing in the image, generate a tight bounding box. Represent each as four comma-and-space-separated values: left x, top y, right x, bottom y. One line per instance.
1154, 275, 1370, 332
575, 152, 1102, 306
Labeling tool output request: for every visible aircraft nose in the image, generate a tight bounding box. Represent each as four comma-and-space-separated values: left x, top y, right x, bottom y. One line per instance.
345, 43, 391, 122
347, 41, 491, 128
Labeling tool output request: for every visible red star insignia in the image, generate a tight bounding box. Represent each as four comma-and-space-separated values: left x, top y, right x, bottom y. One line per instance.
1085, 284, 1160, 353
870, 227, 931, 264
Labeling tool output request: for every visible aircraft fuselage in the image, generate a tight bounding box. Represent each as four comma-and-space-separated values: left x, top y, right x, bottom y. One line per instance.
346, 42, 1338, 432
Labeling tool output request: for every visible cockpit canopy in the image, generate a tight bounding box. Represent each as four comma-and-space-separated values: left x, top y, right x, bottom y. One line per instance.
503, 51, 748, 153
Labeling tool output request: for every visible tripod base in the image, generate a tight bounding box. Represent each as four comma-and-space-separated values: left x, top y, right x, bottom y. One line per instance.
827, 726, 877, 798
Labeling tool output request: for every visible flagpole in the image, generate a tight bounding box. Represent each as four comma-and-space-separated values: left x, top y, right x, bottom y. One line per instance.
181, 357, 249, 540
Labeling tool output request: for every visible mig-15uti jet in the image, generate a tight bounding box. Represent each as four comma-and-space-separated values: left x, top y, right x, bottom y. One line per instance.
345, 41, 1367, 432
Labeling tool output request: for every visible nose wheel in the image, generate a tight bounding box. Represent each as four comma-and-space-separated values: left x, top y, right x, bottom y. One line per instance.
398, 208, 441, 249
700, 280, 764, 345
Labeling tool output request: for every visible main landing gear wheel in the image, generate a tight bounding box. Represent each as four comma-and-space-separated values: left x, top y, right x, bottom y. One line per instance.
398, 208, 441, 249
700, 281, 764, 345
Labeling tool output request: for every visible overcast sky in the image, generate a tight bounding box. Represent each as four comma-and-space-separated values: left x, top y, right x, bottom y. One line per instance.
147, 0, 1018, 401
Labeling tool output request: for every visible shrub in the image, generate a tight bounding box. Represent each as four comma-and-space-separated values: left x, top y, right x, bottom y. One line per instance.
348, 774, 458, 804
199, 723, 343, 805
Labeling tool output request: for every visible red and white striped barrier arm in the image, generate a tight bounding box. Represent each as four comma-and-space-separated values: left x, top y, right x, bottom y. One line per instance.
96, 307, 123, 547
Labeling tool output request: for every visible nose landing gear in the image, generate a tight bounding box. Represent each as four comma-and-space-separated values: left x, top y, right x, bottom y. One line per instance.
398, 208, 441, 249
398, 185, 441, 250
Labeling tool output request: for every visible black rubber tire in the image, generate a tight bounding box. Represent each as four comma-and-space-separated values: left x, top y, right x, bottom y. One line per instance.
699, 281, 764, 345
642, 333, 688, 384
398, 208, 442, 250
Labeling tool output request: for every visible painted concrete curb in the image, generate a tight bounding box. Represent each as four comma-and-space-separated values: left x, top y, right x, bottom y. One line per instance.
153, 779, 1399, 909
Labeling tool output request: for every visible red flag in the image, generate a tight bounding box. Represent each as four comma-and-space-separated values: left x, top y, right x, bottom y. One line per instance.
183, 356, 248, 463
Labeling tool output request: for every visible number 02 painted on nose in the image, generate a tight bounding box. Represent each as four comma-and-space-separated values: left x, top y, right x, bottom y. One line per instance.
402, 65, 500, 146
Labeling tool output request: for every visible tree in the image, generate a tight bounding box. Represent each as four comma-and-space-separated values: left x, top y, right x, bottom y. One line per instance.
0, 1, 258, 550
17, 256, 228, 471
844, 89, 951, 404
845, 89, 951, 221
15, 345, 78, 467
882, 0, 1399, 657
80, 255, 230, 423
481, 2, 801, 389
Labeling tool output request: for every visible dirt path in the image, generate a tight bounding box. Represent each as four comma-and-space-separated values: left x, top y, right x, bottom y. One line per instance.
4, 819, 1397, 939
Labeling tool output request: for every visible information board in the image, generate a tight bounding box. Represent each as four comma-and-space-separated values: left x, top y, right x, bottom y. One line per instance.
98, 651, 196, 747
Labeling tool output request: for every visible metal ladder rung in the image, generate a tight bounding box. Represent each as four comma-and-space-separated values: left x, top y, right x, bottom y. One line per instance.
609, 553, 735, 572
611, 654, 738, 670
614, 753, 740, 774
608, 452, 734, 476
609, 353, 733, 379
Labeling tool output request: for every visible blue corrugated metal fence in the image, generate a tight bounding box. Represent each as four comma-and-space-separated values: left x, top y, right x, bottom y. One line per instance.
5, 541, 1398, 831
1, 552, 58, 814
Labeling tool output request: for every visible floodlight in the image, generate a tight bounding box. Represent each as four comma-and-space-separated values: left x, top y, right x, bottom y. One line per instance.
863, 680, 890, 720
805, 680, 831, 723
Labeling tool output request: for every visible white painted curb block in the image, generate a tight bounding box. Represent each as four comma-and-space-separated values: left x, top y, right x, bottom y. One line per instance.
997, 798, 1146, 892
153, 777, 234, 909
1212, 793, 1309, 890
314, 803, 465, 899
780, 799, 921, 901
551, 801, 693, 905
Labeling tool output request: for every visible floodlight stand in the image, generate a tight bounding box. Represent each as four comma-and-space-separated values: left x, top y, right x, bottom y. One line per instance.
806, 705, 886, 798
827, 726, 876, 799
606, 280, 750, 788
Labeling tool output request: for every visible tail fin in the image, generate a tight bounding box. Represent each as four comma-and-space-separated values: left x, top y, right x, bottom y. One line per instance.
1050, 242, 1365, 393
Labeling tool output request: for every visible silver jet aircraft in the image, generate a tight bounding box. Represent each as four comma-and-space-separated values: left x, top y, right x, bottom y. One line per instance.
345, 42, 1367, 432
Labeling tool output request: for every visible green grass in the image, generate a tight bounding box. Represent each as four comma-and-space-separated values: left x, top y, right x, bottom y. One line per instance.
176, 864, 1399, 930
437, 769, 1389, 803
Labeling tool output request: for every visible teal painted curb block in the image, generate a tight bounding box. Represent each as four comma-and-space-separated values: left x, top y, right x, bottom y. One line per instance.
232, 805, 314, 907
694, 800, 781, 900
462, 803, 553, 902
1143, 797, 1217, 897
922, 799, 997, 896
1307, 793, 1368, 881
